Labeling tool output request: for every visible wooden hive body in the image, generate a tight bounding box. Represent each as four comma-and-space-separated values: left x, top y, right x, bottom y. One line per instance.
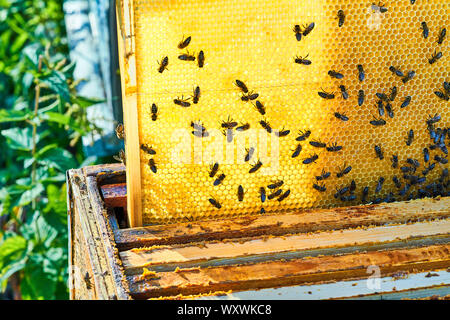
67, 164, 450, 300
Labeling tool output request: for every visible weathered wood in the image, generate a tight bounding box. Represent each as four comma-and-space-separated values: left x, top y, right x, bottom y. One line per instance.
114, 197, 450, 250
127, 244, 450, 299
101, 183, 127, 208
120, 219, 450, 274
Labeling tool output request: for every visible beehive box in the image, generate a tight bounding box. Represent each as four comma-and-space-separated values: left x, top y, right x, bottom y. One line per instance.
67, 164, 450, 299
67, 0, 450, 299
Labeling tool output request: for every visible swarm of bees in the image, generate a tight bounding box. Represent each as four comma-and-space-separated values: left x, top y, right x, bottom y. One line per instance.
130, 2, 449, 220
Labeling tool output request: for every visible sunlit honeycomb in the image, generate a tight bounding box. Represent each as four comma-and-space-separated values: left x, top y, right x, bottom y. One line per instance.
130, 0, 449, 225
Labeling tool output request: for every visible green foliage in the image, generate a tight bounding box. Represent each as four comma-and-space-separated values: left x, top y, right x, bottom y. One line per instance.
0, 0, 102, 299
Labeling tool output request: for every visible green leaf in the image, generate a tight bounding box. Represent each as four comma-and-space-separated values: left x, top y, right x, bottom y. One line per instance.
0, 235, 29, 290
0, 127, 33, 150
0, 108, 31, 123
21, 262, 57, 300
17, 183, 44, 206
39, 70, 70, 103
73, 95, 105, 108
36, 147, 77, 171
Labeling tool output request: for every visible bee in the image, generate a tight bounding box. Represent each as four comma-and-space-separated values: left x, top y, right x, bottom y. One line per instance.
385, 103, 394, 118
393, 176, 402, 188
302, 22, 315, 36
265, 181, 283, 191
401, 166, 415, 173
427, 113, 441, 125
422, 163, 435, 176
234, 79, 248, 93
275, 128, 291, 137
296, 129, 311, 141
421, 22, 429, 39
148, 158, 157, 173
350, 180, 356, 192
260, 207, 266, 214
113, 149, 126, 165
375, 177, 385, 193
222, 128, 234, 143
341, 194, 356, 202
178, 51, 196, 61
157, 56, 169, 73
140, 144, 156, 155
237, 185, 245, 201
249, 160, 263, 173
358, 90, 365, 106
253, 100, 266, 115
260, 187, 266, 203
410, 0, 416, 4
444, 81, 450, 94
326, 142, 343, 152
178, 35, 191, 49
376, 100, 385, 117
333, 110, 349, 121
277, 189, 291, 202
151, 103, 158, 121
328, 70, 344, 79
197, 50, 205, 67
213, 173, 226, 186
191, 121, 209, 138
221, 115, 238, 129
434, 90, 449, 101
434, 155, 448, 164
313, 183, 326, 192
303, 153, 319, 164
362, 186, 369, 203
428, 51, 443, 64
192, 86, 201, 104
437, 27, 446, 45
209, 162, 219, 177
401, 96, 411, 108
336, 163, 352, 178
334, 186, 349, 198
115, 123, 125, 139
309, 139, 327, 148
372, 2, 388, 13
370, 116, 386, 126
376, 92, 389, 102
423, 148, 430, 163
389, 86, 398, 101
339, 85, 349, 100
389, 65, 404, 77
294, 54, 312, 65
316, 169, 331, 181
293, 24, 302, 41
292, 144, 302, 158
84, 272, 92, 290
318, 89, 335, 99
209, 197, 222, 209
337, 10, 345, 27
374, 145, 384, 160
357, 64, 365, 82
392, 154, 399, 168
406, 129, 414, 146
236, 122, 250, 131
244, 147, 255, 162
268, 188, 283, 200
174, 96, 191, 107
407, 158, 420, 168
259, 119, 272, 133
402, 70, 416, 83
241, 92, 259, 102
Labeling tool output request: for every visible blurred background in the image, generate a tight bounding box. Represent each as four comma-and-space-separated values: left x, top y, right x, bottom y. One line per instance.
0, 0, 123, 299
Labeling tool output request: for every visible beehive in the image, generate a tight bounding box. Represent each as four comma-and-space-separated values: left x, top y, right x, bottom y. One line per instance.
118, 0, 449, 226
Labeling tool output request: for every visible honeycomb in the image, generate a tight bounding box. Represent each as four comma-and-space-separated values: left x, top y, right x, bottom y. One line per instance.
130, 0, 449, 225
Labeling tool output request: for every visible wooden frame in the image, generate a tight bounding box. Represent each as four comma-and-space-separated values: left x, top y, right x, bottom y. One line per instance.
67, 163, 450, 300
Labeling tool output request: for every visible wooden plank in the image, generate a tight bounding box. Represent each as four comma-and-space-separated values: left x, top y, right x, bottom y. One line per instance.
116, 2, 142, 228
83, 163, 125, 177
85, 176, 131, 300
127, 244, 450, 299
101, 183, 127, 208
114, 197, 450, 250
120, 219, 450, 273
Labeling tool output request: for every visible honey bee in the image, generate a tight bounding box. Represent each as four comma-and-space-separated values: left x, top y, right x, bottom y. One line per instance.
113, 149, 126, 166
209, 162, 219, 177
259, 119, 272, 133
277, 189, 291, 202
294, 54, 312, 65
428, 51, 443, 65
437, 27, 446, 45
192, 86, 201, 104
151, 103, 158, 121
292, 144, 302, 158
84, 272, 92, 290
157, 56, 168, 73
174, 96, 191, 107
253, 100, 266, 115
178, 51, 196, 61
401, 96, 411, 108
115, 123, 124, 140
148, 158, 157, 173
337, 10, 345, 27
374, 145, 384, 159
140, 144, 156, 155
241, 92, 259, 102
249, 160, 263, 173
303, 153, 318, 165
318, 89, 335, 99
302, 22, 315, 36
268, 180, 284, 189
313, 183, 326, 192
209, 197, 222, 209
316, 169, 331, 181
213, 173, 226, 186
336, 163, 352, 178
309, 139, 326, 148
357, 64, 365, 82
197, 50, 205, 68
221, 115, 238, 129
244, 147, 255, 162
178, 35, 191, 49
421, 22, 429, 39
237, 185, 245, 201
358, 90, 365, 106
293, 24, 302, 41
406, 129, 414, 146
234, 79, 248, 93
328, 70, 344, 79
296, 129, 311, 141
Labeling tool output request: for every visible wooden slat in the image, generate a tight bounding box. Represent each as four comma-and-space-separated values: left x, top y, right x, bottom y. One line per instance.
120, 219, 450, 274
114, 197, 450, 250
101, 183, 127, 208
83, 163, 125, 177
127, 244, 450, 299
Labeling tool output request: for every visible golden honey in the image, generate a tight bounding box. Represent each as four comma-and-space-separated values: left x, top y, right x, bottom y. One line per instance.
129, 0, 449, 224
